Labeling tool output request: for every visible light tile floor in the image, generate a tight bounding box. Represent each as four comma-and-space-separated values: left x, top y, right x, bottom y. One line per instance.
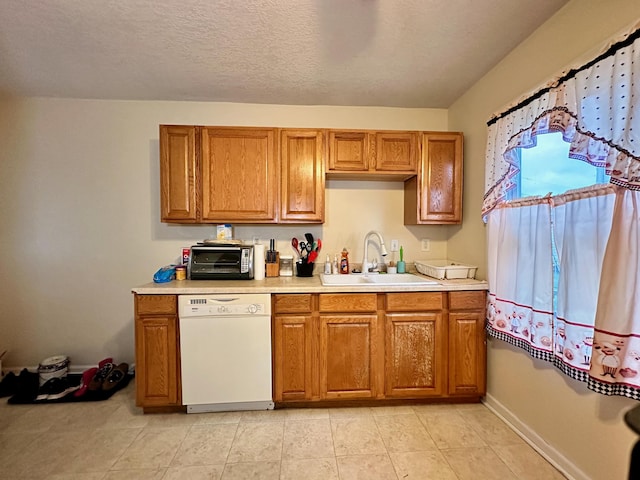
0, 382, 567, 479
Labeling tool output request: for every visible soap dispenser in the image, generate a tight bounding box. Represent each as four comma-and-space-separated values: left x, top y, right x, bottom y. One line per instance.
324, 254, 332, 274
340, 248, 350, 274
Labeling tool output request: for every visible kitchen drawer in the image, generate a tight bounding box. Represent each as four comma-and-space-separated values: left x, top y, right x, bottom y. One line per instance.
449, 291, 486, 310
273, 294, 313, 313
319, 293, 377, 312
386, 292, 443, 312
136, 295, 177, 315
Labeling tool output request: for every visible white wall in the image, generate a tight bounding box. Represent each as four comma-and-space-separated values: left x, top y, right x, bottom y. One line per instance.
447, 1, 640, 479
0, 99, 450, 369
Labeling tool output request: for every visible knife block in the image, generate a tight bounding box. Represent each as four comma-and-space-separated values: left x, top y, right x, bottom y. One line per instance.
266, 252, 280, 277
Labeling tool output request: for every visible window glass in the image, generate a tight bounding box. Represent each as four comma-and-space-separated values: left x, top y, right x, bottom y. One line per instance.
519, 132, 609, 197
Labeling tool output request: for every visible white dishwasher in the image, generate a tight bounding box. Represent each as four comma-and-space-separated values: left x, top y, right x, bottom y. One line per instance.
178, 293, 274, 413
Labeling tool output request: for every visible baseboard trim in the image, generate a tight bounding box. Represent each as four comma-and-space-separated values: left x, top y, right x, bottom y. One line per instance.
482, 393, 588, 480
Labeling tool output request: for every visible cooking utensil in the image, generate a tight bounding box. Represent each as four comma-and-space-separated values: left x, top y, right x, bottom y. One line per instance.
307, 250, 318, 263
305, 233, 314, 246
299, 242, 311, 260
291, 238, 300, 257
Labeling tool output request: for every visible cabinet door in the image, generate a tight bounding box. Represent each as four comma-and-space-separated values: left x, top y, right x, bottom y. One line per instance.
448, 311, 486, 396
328, 130, 369, 172
404, 132, 463, 224
135, 315, 181, 407
280, 129, 325, 223
320, 315, 377, 399
385, 313, 446, 397
160, 125, 198, 222
201, 127, 278, 222
373, 132, 418, 173
273, 315, 313, 401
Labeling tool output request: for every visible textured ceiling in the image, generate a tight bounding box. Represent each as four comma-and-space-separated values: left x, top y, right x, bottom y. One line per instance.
0, 0, 568, 108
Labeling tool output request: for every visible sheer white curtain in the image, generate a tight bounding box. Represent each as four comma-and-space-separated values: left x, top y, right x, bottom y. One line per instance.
589, 189, 640, 397
484, 23, 640, 399
486, 197, 554, 359
553, 185, 616, 380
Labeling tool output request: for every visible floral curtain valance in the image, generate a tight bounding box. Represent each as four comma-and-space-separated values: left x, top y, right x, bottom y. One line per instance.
483, 23, 640, 217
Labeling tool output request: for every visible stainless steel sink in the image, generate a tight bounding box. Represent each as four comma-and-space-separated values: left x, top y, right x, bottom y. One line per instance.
320, 273, 439, 286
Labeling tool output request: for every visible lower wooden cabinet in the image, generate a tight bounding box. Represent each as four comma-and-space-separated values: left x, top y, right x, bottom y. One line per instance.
132, 290, 486, 409
273, 314, 313, 402
272, 291, 486, 404
448, 291, 487, 396
134, 295, 181, 409
320, 314, 377, 399
272, 294, 315, 402
318, 294, 378, 400
384, 312, 445, 397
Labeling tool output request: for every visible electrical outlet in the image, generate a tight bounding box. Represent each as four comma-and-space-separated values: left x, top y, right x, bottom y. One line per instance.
390, 239, 399, 252
421, 238, 431, 251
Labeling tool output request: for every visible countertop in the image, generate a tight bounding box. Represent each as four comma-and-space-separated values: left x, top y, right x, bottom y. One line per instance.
132, 274, 488, 295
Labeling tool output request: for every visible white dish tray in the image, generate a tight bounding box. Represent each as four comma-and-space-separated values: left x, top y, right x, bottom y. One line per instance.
415, 260, 477, 280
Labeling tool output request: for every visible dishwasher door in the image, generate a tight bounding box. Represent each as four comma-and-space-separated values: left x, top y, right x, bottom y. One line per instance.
178, 294, 274, 413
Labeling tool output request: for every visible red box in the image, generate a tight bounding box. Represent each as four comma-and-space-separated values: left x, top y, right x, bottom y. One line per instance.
182, 248, 190, 265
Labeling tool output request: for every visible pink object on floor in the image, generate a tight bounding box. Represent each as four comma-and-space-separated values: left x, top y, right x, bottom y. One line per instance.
74, 367, 98, 397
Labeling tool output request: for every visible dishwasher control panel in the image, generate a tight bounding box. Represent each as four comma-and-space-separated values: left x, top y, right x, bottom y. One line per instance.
179, 294, 271, 317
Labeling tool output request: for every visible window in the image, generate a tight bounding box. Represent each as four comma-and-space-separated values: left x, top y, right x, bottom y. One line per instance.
514, 132, 611, 296
517, 132, 610, 198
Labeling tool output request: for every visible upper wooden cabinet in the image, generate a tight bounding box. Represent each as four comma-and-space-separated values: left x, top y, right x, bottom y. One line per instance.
160, 125, 278, 223
327, 130, 418, 179
404, 132, 463, 224
159, 125, 325, 224
375, 132, 418, 173
201, 127, 278, 222
279, 129, 325, 223
160, 125, 198, 222
159, 125, 462, 224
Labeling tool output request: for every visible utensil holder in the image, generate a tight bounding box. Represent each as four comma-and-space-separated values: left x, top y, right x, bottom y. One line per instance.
296, 261, 315, 277
266, 253, 280, 277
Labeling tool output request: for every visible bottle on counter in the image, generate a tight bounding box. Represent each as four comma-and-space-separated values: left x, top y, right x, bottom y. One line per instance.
397, 246, 406, 273
340, 248, 350, 274
324, 254, 332, 274
332, 254, 339, 274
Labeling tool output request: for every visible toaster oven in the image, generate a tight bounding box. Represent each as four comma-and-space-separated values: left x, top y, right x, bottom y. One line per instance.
188, 245, 254, 280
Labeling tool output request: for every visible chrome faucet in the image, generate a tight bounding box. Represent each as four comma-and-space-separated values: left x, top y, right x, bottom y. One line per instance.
362, 230, 388, 275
